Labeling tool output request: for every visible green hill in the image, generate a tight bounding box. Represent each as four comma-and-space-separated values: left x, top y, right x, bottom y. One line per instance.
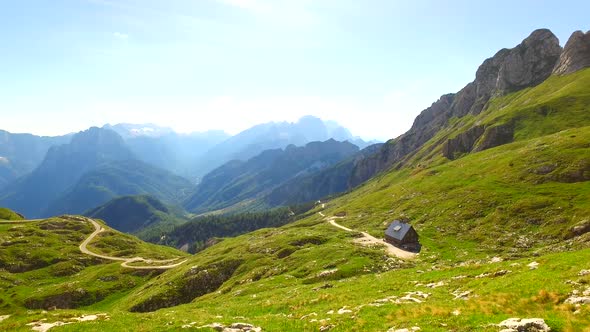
0, 207, 24, 220
44, 159, 195, 217
85, 195, 188, 241
0, 215, 186, 319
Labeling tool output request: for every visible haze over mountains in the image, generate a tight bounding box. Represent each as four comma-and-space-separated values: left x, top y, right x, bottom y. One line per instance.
0, 116, 377, 218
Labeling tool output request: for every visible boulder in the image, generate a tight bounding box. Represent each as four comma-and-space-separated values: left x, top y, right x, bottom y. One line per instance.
498, 318, 550, 331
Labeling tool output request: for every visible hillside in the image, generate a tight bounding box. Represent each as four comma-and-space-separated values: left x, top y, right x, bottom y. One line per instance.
264, 143, 384, 207
0, 127, 134, 218
0, 207, 24, 220
85, 195, 188, 241
0, 215, 186, 320
184, 139, 359, 214
43, 159, 194, 217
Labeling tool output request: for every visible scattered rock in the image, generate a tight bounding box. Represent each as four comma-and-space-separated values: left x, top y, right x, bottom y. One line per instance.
527, 261, 539, 270
319, 324, 335, 331
337, 307, 353, 315
497, 318, 550, 332
425, 281, 445, 288
569, 220, 590, 238
0, 315, 9, 322
197, 322, 261, 332
317, 269, 338, 278
396, 291, 430, 304
579, 269, 590, 276
452, 290, 471, 300
490, 257, 504, 263
493, 270, 511, 277
387, 327, 421, 332
26, 314, 109, 332
313, 283, 333, 291
300, 313, 317, 320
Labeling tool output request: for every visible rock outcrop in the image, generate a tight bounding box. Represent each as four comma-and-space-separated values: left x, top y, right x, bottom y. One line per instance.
497, 318, 550, 332
553, 30, 590, 75
351, 29, 561, 186
442, 126, 485, 160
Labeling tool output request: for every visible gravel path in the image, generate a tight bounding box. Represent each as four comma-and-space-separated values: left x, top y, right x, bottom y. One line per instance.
79, 217, 187, 269
320, 211, 416, 260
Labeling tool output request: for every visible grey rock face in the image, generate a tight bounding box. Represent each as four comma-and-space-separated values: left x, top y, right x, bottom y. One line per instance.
350, 29, 562, 186
553, 30, 590, 75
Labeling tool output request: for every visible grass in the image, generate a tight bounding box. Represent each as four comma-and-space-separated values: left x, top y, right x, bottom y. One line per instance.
0, 207, 24, 220
1, 71, 590, 331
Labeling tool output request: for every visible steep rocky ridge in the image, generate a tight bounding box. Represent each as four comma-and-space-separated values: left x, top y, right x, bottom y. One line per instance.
350, 29, 563, 186
553, 30, 590, 75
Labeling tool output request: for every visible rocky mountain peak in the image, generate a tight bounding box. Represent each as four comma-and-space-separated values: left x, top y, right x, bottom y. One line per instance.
470, 29, 561, 114
349, 29, 564, 187
553, 30, 590, 75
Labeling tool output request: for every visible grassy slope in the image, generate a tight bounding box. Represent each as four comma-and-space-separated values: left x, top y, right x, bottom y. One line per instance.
0, 216, 186, 325
1, 72, 590, 331
84, 195, 188, 241
0, 207, 24, 220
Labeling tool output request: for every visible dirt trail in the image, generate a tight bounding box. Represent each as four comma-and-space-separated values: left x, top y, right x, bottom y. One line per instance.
319, 212, 416, 260
80, 218, 186, 269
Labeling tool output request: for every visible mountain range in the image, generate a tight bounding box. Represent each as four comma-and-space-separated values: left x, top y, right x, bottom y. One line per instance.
183, 139, 360, 214
0, 116, 374, 218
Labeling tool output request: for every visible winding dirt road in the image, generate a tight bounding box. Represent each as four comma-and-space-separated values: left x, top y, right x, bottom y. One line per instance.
79, 218, 187, 270
319, 211, 416, 260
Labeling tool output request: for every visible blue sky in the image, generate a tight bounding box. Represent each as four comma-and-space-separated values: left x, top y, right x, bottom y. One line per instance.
1, 0, 588, 140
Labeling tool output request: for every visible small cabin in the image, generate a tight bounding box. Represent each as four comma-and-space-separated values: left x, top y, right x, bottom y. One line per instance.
384, 220, 421, 252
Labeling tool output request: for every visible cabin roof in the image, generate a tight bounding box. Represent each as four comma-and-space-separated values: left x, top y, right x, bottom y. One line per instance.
385, 220, 413, 241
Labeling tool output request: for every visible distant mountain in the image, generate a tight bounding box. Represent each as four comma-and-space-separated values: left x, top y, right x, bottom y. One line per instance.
85, 195, 188, 240
0, 127, 134, 218
191, 116, 376, 178
0, 130, 71, 188
183, 139, 359, 214
44, 159, 195, 217
264, 143, 384, 206
104, 123, 229, 179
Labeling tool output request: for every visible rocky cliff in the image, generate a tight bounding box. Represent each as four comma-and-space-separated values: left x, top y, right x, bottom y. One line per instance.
350, 29, 564, 186
553, 30, 590, 75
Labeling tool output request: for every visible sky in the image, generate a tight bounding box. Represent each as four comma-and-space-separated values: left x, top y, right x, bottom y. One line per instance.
0, 0, 589, 140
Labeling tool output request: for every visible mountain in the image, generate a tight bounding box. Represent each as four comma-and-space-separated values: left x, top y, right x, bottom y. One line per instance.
350, 29, 567, 186
264, 143, 384, 206
183, 139, 360, 213
191, 116, 376, 178
44, 159, 195, 217
84, 195, 188, 240
0, 127, 134, 218
0, 130, 71, 188
104, 124, 229, 179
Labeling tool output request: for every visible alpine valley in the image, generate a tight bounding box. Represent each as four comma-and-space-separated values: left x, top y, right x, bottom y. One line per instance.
1, 28, 590, 332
